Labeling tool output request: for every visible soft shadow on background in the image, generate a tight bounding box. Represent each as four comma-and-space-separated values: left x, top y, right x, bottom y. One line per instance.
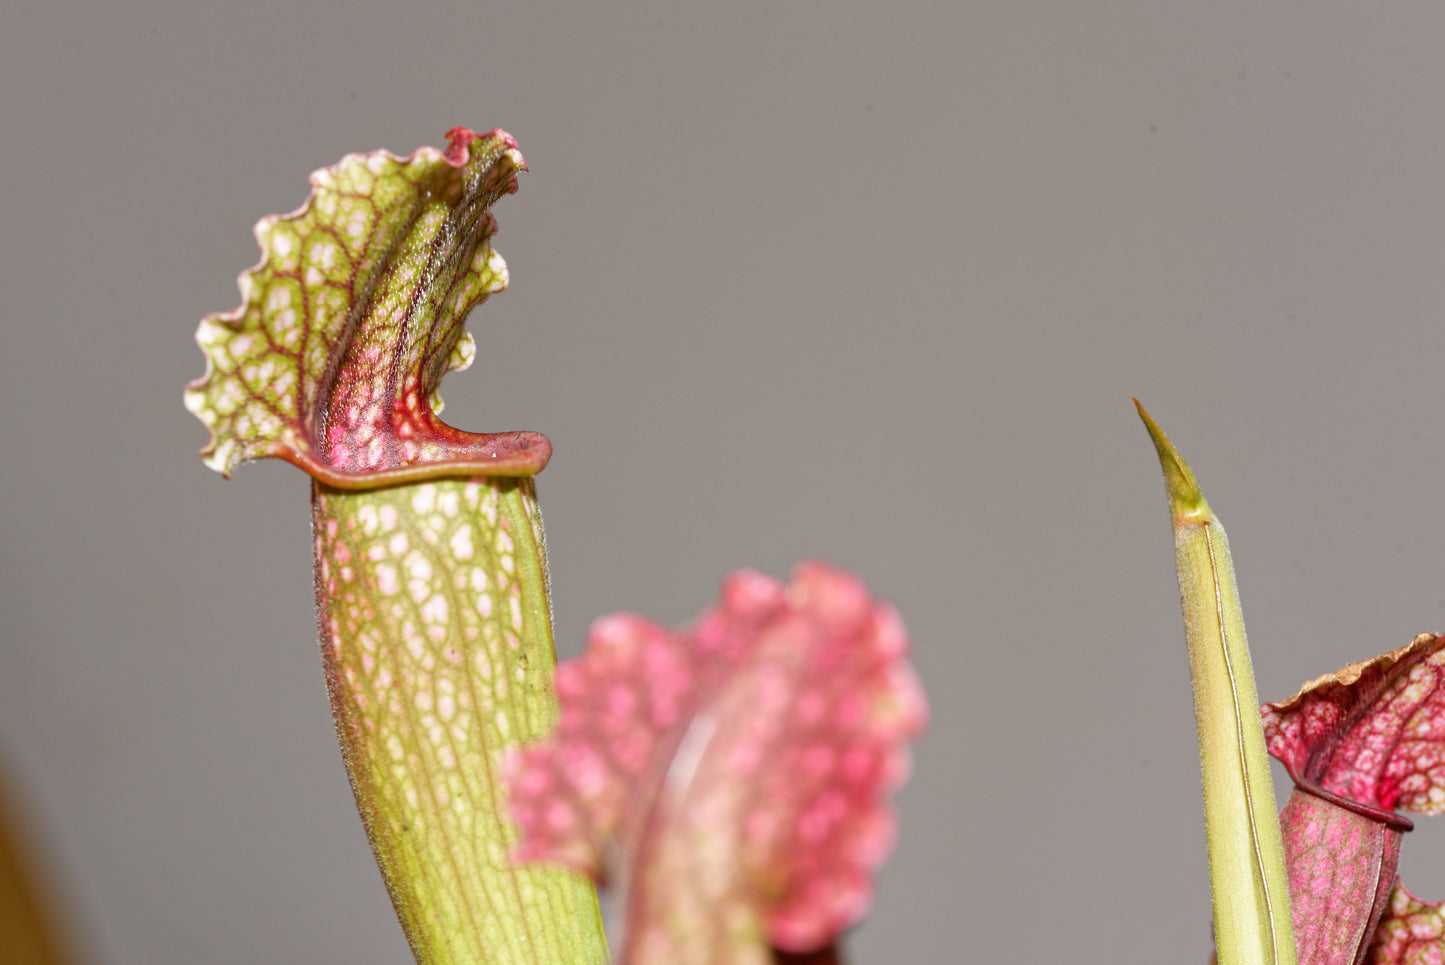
5, 3, 1445, 962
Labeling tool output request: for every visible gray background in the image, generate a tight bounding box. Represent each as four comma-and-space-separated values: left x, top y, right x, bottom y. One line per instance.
4, 2, 1445, 962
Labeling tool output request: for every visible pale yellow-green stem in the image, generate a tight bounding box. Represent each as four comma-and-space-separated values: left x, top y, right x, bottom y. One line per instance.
1137, 401, 1297, 965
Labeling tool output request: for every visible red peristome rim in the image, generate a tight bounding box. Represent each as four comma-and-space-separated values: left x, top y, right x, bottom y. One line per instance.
1284, 760, 1415, 833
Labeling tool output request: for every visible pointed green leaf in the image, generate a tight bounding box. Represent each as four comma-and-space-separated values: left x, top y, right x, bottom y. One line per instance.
1137, 401, 1297, 965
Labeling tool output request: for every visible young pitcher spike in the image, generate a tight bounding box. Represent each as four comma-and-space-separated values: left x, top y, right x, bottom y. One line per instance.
1137, 401, 1297, 965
